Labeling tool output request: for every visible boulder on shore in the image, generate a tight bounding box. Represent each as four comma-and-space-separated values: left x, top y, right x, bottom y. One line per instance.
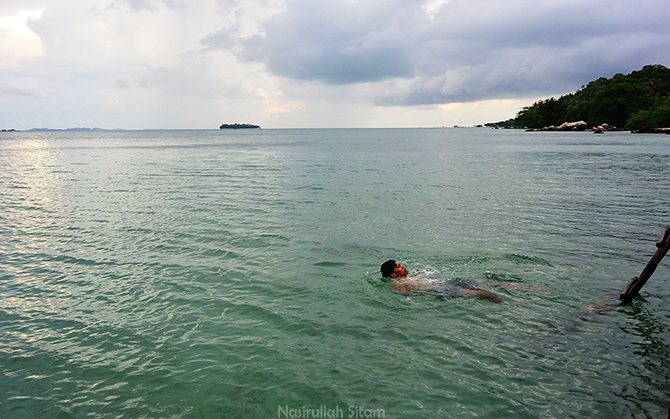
592, 123, 621, 132
542, 121, 587, 131
631, 127, 670, 134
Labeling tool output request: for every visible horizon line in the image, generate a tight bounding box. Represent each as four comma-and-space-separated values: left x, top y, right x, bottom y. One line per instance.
4, 125, 491, 132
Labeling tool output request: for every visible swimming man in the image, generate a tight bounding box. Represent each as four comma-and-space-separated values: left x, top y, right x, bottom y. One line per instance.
380, 259, 505, 303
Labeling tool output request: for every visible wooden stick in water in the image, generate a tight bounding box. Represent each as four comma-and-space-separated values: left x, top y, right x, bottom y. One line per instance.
582, 227, 670, 318
619, 227, 670, 305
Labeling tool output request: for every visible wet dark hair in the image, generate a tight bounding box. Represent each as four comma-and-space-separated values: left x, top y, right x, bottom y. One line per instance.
380, 260, 397, 277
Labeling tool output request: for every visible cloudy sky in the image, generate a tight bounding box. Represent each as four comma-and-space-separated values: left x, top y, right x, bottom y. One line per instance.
1, 0, 669, 129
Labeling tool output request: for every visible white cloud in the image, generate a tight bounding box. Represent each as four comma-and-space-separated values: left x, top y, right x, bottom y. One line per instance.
439, 102, 462, 111
0, 9, 44, 66
422, 0, 451, 19
253, 88, 305, 116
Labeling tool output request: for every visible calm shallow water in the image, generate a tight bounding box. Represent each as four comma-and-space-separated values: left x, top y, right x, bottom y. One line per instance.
1, 128, 669, 418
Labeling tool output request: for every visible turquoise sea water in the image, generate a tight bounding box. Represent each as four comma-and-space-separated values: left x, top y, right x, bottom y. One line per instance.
1, 128, 669, 418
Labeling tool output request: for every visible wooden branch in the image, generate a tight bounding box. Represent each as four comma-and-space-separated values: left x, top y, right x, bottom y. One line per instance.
619, 227, 670, 305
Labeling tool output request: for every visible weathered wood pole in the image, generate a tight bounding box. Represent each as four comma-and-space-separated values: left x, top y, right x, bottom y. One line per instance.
619, 227, 670, 305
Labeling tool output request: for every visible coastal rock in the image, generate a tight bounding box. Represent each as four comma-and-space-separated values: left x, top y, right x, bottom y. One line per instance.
542, 121, 587, 131
592, 123, 621, 132
631, 127, 670, 134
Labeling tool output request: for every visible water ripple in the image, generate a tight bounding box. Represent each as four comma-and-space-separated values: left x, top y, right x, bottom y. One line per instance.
1, 129, 669, 418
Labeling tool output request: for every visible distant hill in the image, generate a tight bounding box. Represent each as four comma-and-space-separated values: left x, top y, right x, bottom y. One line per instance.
492, 65, 670, 130
26, 127, 124, 132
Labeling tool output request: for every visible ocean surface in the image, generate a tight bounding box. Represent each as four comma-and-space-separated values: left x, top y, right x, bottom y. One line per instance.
1, 128, 669, 419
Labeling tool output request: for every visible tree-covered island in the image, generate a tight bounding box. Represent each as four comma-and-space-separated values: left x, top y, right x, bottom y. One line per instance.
219, 123, 261, 129
487, 64, 670, 131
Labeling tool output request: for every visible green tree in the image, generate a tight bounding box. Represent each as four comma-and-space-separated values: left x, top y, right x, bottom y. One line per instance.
507, 65, 670, 129
626, 97, 670, 130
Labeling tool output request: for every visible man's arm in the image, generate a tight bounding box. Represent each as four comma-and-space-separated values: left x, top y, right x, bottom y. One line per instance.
393, 277, 438, 294
393, 279, 415, 296
459, 289, 504, 303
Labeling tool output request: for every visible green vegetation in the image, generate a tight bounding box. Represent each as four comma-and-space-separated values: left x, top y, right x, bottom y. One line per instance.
511, 64, 670, 130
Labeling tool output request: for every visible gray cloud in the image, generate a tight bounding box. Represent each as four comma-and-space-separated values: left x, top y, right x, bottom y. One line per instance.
210, 0, 670, 104
230, 0, 417, 84
1, 86, 37, 96
135, 56, 242, 99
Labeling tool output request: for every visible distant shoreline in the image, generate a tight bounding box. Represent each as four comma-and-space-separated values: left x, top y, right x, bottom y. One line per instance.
22, 127, 126, 132
4, 126, 664, 132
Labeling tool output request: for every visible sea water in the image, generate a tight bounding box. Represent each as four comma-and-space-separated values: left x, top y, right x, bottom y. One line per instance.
1, 128, 669, 419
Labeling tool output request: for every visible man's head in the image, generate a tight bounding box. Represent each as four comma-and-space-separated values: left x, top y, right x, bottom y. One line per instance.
380, 260, 409, 278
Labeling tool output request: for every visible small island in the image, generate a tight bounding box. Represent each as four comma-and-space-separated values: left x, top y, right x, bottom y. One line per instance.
219, 123, 261, 130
